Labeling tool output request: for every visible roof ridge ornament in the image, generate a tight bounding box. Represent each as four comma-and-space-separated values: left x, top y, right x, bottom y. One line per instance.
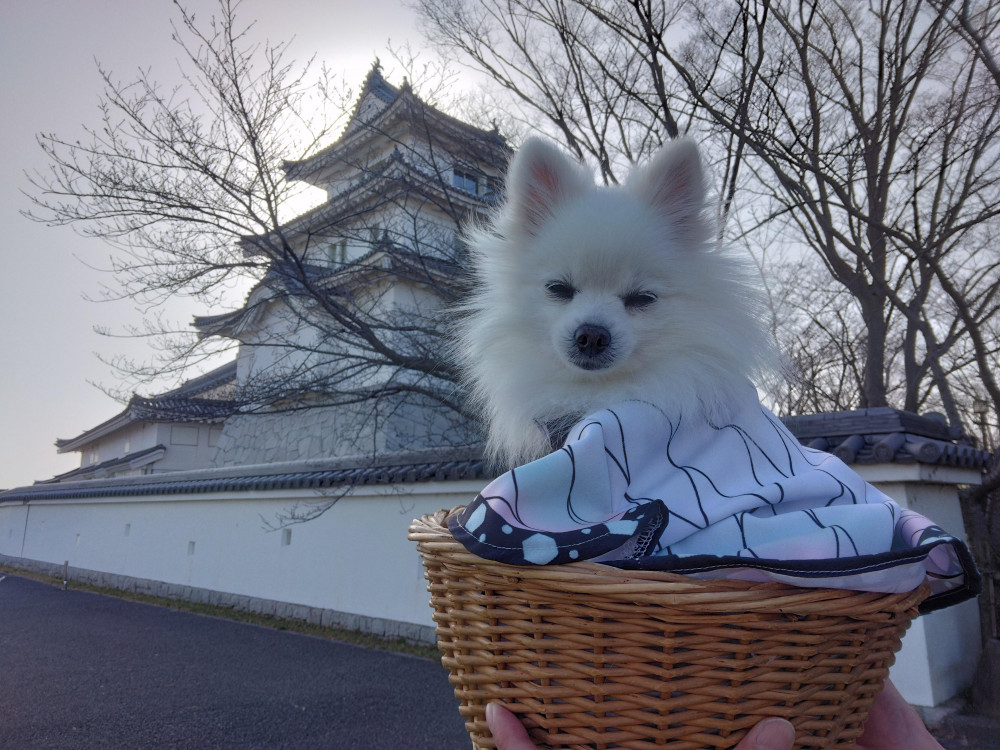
364, 58, 383, 90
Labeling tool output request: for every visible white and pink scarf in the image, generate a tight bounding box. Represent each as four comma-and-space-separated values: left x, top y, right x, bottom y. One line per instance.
451, 395, 978, 613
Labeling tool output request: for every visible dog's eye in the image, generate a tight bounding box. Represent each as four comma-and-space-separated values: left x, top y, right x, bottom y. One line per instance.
622, 291, 657, 310
545, 281, 576, 301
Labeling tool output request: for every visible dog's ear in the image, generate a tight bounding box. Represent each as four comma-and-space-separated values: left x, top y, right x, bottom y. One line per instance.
506, 138, 587, 235
631, 138, 708, 236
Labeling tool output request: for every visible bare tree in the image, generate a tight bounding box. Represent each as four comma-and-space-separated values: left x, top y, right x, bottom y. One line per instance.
683, 2, 999, 419
27, 0, 344, 319
417, 0, 694, 180
419, 0, 1000, 643
26, 0, 507, 457
417, 0, 1000, 437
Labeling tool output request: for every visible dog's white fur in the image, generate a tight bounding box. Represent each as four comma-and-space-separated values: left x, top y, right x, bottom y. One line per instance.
455, 137, 775, 468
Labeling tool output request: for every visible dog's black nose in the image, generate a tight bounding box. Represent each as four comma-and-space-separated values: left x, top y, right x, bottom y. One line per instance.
574, 324, 611, 357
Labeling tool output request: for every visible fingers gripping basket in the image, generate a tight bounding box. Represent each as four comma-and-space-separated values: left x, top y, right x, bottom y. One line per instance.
409, 508, 928, 750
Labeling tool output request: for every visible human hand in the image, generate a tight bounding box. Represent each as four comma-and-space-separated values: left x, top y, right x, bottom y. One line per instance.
485, 679, 943, 749
855, 680, 943, 750
484, 702, 795, 750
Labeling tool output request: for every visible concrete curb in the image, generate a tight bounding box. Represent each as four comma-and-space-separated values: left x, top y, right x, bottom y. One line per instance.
0, 553, 436, 645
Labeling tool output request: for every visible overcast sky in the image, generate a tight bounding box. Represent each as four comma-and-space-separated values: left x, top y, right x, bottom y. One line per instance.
0, 0, 432, 489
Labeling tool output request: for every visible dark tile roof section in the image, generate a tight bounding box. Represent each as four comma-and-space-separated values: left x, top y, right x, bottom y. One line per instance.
779, 407, 989, 470
9, 409, 989, 504
166, 360, 238, 397
38, 445, 168, 484
55, 362, 238, 451
1, 449, 489, 503
128, 395, 236, 422
283, 64, 506, 183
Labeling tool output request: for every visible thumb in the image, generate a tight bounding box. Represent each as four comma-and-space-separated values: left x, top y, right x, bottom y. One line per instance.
736, 718, 796, 750
485, 702, 538, 750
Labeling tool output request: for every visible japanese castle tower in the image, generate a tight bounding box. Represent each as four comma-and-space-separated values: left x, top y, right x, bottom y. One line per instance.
53, 64, 510, 477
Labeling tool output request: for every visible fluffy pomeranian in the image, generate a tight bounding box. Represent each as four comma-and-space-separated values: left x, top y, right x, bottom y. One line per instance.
455, 137, 775, 469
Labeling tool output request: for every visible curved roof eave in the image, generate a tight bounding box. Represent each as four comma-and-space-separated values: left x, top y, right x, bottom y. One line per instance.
285, 87, 507, 186
242, 164, 488, 252
55, 362, 238, 451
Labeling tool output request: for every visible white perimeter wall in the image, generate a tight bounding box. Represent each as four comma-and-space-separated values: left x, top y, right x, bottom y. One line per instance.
0, 465, 983, 708
856, 465, 983, 709
0, 480, 483, 634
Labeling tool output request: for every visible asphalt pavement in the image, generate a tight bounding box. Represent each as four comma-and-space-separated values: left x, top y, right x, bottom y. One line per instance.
0, 574, 470, 749
6, 572, 998, 750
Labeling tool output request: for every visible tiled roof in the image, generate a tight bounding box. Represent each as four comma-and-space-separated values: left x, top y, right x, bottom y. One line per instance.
55, 362, 238, 452
271, 147, 496, 250
39, 445, 167, 484
283, 66, 507, 184
779, 407, 989, 469
191, 307, 253, 338
364, 62, 400, 105
165, 361, 237, 397
12, 408, 987, 504
195, 246, 463, 340
194, 258, 340, 337
128, 395, 236, 422
1, 451, 488, 503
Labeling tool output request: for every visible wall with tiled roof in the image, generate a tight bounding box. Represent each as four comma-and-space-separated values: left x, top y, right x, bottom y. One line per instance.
4, 407, 989, 503
780, 407, 989, 470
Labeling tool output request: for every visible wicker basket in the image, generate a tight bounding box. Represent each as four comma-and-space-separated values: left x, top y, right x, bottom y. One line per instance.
409, 508, 929, 750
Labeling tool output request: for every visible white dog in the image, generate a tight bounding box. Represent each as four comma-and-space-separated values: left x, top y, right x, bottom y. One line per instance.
455, 137, 774, 468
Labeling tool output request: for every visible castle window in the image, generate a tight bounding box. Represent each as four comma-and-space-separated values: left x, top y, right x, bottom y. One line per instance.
329, 239, 348, 265
482, 176, 502, 202
170, 425, 199, 446
452, 169, 479, 194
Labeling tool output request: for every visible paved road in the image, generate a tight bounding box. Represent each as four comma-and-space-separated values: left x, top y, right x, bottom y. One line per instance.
0, 575, 470, 749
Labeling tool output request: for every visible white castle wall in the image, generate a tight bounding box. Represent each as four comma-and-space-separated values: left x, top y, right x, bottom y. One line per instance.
856, 464, 984, 709
0, 478, 483, 641
0, 463, 982, 708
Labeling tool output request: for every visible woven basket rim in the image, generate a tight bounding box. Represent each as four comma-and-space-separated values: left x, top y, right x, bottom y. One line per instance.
413, 506, 930, 749
409, 506, 931, 615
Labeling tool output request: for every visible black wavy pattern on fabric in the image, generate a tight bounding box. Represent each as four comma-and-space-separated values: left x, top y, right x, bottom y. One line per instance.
561, 444, 584, 524
762, 407, 827, 469
448, 401, 980, 616
603, 409, 632, 485
708, 418, 791, 484
664, 412, 773, 518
